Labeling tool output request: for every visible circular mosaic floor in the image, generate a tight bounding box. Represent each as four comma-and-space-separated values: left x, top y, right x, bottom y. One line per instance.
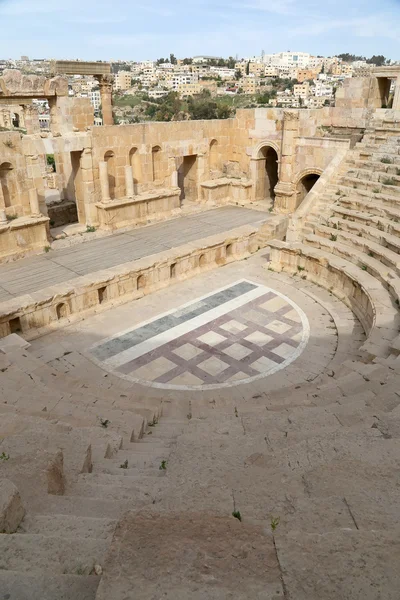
89, 280, 310, 390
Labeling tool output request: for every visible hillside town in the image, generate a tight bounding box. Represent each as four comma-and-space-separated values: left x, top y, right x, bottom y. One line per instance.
0, 51, 395, 129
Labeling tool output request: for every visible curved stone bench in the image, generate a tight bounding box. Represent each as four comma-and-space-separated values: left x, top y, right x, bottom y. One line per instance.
268, 240, 400, 360
312, 225, 400, 273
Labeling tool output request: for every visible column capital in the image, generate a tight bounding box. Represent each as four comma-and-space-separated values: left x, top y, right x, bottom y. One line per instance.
283, 109, 300, 122
98, 74, 114, 90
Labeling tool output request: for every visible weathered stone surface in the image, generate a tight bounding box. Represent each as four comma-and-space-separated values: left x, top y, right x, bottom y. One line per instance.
0, 479, 25, 533
275, 530, 400, 600
47, 449, 65, 495
96, 512, 283, 599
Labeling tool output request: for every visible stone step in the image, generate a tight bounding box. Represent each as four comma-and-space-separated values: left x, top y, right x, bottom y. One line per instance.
331, 206, 400, 236
313, 224, 400, 272
0, 570, 100, 600
327, 216, 400, 254
352, 157, 400, 172
340, 175, 400, 198
274, 529, 400, 600
29, 494, 131, 519
356, 141, 400, 154
304, 233, 400, 297
348, 166, 400, 184
268, 239, 398, 359
0, 534, 108, 574
0, 369, 151, 444
5, 351, 162, 423
77, 471, 167, 486
334, 183, 400, 207
68, 480, 164, 502
338, 194, 400, 219
18, 514, 117, 540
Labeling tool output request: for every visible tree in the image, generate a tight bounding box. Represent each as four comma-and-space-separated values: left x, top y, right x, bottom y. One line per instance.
366, 55, 386, 66
256, 92, 271, 105
235, 69, 242, 80
170, 53, 177, 65
246, 61, 250, 76
182, 58, 193, 65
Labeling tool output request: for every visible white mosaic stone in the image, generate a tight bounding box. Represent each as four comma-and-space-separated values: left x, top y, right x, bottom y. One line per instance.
220, 320, 248, 334
197, 357, 230, 377
250, 355, 277, 373
245, 331, 273, 346
173, 343, 203, 361
272, 342, 296, 359
265, 320, 292, 334
222, 343, 253, 360
197, 332, 227, 347
131, 357, 177, 381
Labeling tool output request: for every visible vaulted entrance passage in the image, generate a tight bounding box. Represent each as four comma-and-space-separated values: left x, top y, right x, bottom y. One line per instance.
177, 155, 198, 204
377, 77, 394, 108
297, 173, 320, 205
255, 146, 279, 203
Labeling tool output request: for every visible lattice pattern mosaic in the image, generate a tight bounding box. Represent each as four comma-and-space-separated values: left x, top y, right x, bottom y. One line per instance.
90, 281, 309, 390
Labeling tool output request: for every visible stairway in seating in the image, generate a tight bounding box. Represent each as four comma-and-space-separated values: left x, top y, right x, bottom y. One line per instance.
0, 344, 187, 600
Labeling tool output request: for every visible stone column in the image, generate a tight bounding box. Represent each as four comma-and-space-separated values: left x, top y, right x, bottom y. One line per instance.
171, 169, 178, 188
274, 110, 300, 213
0, 209, 7, 223
80, 147, 97, 226
48, 97, 62, 136
392, 78, 400, 111
196, 154, 206, 202
29, 188, 40, 216
0, 182, 5, 210
23, 104, 40, 135
25, 154, 48, 217
98, 75, 114, 126
168, 156, 178, 188
99, 161, 111, 202
125, 165, 134, 198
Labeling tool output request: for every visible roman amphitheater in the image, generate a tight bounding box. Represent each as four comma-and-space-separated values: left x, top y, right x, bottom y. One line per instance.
0, 63, 400, 599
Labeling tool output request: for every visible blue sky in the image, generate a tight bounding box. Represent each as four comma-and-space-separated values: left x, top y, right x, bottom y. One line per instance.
0, 0, 399, 61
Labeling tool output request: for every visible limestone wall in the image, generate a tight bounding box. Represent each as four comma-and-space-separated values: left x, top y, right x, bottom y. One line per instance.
90, 119, 234, 201
0, 131, 34, 216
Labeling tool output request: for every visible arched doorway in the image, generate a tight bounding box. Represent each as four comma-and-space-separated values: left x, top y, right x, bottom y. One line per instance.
0, 162, 14, 207
297, 173, 320, 205
255, 145, 279, 203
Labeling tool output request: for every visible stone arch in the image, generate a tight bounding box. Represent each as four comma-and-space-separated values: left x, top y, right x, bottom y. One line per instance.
152, 146, 162, 182
104, 150, 116, 199
0, 162, 14, 208
252, 140, 280, 159
129, 147, 142, 187
254, 143, 279, 202
56, 302, 68, 320
296, 169, 322, 206
199, 253, 207, 268
209, 139, 219, 171
137, 274, 146, 290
